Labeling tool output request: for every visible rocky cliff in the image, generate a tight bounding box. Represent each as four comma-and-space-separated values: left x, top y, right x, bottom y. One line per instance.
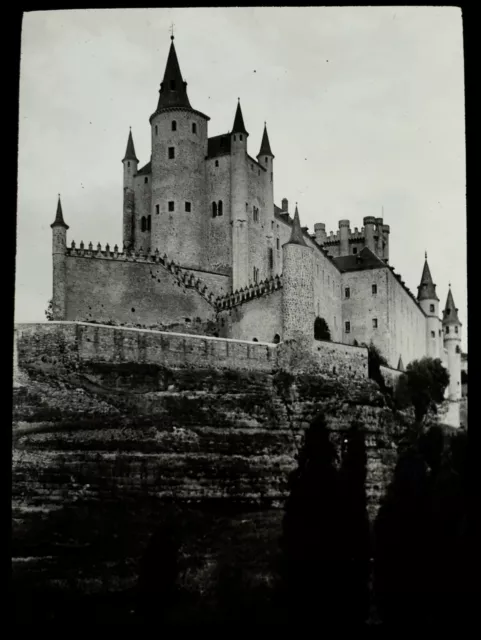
12, 340, 410, 622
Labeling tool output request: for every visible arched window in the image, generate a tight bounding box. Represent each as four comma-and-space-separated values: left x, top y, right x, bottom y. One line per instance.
192, 123, 197, 134
141, 216, 146, 232
212, 202, 217, 218
273, 334, 280, 344
147, 215, 151, 231
218, 200, 223, 216
172, 120, 177, 131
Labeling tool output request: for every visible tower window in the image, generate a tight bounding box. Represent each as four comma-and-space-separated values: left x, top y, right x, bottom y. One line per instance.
456, 345, 461, 354
265, 157, 268, 164
141, 216, 146, 232
168, 147, 175, 159
269, 247, 274, 269
246, 203, 248, 212
345, 321, 351, 333
276, 238, 280, 250
431, 330, 435, 338
215, 160, 219, 167
172, 120, 177, 131
128, 161, 130, 168
192, 123, 197, 134
168, 201, 175, 212
185, 202, 191, 212
455, 325, 459, 334
271, 172, 273, 182
439, 330, 442, 336
372, 318, 378, 329
155, 125, 158, 136
430, 304, 435, 312
240, 135, 243, 141
446, 326, 450, 334
170, 80, 176, 90
144, 177, 148, 184
155, 204, 160, 215
147, 215, 151, 231
372, 284, 377, 295
218, 200, 223, 216
353, 247, 358, 254
212, 202, 217, 218
345, 287, 350, 299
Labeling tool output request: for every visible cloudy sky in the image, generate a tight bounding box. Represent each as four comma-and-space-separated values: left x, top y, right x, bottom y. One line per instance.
17, 7, 467, 350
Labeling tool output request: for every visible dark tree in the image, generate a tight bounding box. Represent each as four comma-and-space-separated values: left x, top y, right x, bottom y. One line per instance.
366, 341, 388, 389
338, 421, 371, 626
279, 413, 342, 624
314, 316, 331, 341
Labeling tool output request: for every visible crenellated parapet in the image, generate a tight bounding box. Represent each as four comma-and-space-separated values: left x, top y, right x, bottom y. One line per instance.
216, 274, 283, 311
65, 241, 219, 309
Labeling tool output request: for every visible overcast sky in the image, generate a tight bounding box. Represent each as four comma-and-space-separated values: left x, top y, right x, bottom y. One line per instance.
17, 7, 467, 350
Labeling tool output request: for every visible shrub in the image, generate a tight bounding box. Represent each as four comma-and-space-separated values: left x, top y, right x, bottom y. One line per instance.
314, 317, 331, 341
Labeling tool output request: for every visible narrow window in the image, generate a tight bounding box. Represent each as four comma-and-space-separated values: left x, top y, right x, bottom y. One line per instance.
445, 326, 450, 334
212, 202, 217, 218
147, 215, 151, 231
170, 80, 176, 90
218, 200, 223, 216
141, 216, 146, 232
155, 204, 160, 215
172, 120, 177, 131
353, 247, 358, 254
456, 345, 461, 354
128, 161, 130, 168
253, 267, 256, 282
265, 157, 268, 164
273, 334, 280, 344
192, 123, 197, 134
168, 201, 174, 212
144, 177, 148, 184
373, 318, 378, 329
431, 330, 435, 338
185, 202, 191, 212
239, 134, 243, 141
271, 172, 273, 183
246, 202, 248, 212
155, 125, 158, 136
439, 329, 442, 336
269, 248, 274, 269
372, 284, 377, 295
276, 238, 280, 250
215, 160, 219, 167
345, 287, 350, 299
168, 147, 175, 159
345, 321, 351, 333
455, 325, 459, 334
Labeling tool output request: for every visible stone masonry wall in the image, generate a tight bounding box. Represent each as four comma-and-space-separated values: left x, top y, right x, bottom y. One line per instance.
217, 289, 282, 343
206, 154, 232, 274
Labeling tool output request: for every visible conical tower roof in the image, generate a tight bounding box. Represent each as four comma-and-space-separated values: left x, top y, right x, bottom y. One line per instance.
442, 286, 462, 326
122, 128, 139, 163
232, 100, 248, 136
155, 36, 192, 110
417, 252, 439, 301
287, 204, 307, 246
258, 123, 274, 157
397, 354, 405, 372
50, 195, 69, 230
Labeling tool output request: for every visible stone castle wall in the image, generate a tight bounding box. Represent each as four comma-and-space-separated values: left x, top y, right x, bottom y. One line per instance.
218, 289, 282, 343
206, 154, 232, 274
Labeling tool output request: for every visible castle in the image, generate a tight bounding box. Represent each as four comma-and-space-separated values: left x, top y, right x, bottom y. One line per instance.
49, 34, 463, 426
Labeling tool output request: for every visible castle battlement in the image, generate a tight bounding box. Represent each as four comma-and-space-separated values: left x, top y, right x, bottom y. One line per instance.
216, 275, 283, 310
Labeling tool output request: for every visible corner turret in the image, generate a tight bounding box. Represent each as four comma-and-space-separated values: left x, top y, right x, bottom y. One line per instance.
231, 99, 249, 290
122, 128, 138, 249
417, 252, 442, 359
50, 195, 68, 320
442, 285, 462, 426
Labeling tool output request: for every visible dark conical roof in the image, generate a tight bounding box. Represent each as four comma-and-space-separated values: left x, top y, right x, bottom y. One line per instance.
258, 123, 274, 157
287, 204, 307, 246
156, 37, 192, 110
232, 100, 248, 136
417, 254, 439, 301
397, 355, 405, 372
122, 128, 139, 163
442, 287, 462, 326
50, 195, 69, 229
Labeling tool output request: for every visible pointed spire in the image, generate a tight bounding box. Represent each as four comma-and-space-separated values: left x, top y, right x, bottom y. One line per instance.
258, 122, 274, 157
417, 253, 439, 301
232, 99, 248, 136
287, 204, 307, 246
442, 286, 462, 326
397, 354, 405, 372
123, 128, 139, 163
50, 194, 69, 229
156, 36, 191, 110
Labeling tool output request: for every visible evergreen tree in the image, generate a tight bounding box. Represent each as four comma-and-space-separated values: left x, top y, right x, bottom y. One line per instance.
314, 317, 331, 341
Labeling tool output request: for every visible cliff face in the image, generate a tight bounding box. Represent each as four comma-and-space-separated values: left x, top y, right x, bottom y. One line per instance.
12, 352, 406, 621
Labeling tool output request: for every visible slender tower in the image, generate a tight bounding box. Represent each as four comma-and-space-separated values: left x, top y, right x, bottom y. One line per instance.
50, 195, 69, 320
417, 252, 442, 359
257, 123, 275, 277
442, 286, 462, 401
282, 205, 314, 342
122, 128, 138, 250
231, 100, 250, 291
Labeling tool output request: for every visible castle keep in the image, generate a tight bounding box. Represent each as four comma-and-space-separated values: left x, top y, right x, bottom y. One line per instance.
49, 34, 463, 426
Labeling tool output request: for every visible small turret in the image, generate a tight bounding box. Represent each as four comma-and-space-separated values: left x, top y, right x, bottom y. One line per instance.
231, 99, 249, 138
314, 222, 327, 245
257, 122, 274, 159
397, 355, 405, 372
51, 195, 69, 320
282, 205, 314, 342
339, 219, 350, 256
442, 285, 462, 425
122, 128, 138, 250
363, 216, 376, 253
281, 198, 289, 213
417, 252, 442, 359
231, 99, 249, 290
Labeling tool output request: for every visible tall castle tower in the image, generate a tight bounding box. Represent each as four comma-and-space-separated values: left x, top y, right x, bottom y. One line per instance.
417, 252, 442, 359
231, 100, 250, 291
50, 195, 68, 320
122, 128, 138, 250
442, 286, 462, 402
149, 35, 210, 270
282, 205, 314, 342
257, 123, 275, 277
